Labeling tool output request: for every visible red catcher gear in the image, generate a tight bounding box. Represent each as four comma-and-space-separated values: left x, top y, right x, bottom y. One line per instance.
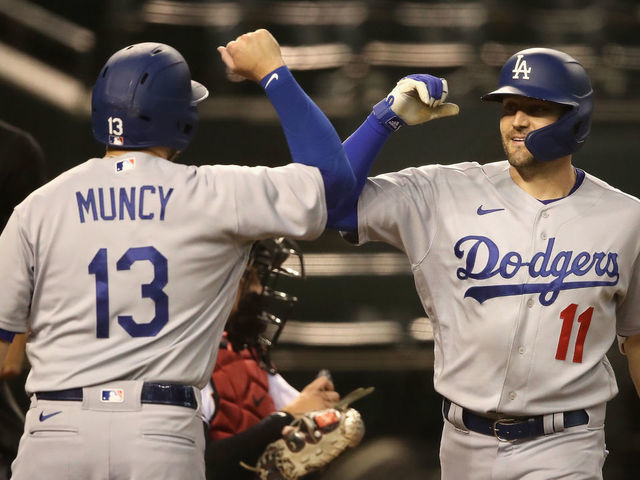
209, 339, 276, 440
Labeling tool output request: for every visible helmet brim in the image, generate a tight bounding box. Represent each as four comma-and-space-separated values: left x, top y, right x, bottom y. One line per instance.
191, 80, 209, 105
481, 86, 577, 108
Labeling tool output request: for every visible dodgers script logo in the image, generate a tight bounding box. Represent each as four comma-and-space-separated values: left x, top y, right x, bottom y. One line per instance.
512, 54, 531, 79
454, 236, 619, 306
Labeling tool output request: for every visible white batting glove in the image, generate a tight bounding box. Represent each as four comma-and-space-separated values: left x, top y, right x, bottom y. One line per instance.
373, 74, 459, 131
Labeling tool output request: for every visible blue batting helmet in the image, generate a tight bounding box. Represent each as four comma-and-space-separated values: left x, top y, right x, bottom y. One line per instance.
481, 48, 593, 161
91, 42, 209, 151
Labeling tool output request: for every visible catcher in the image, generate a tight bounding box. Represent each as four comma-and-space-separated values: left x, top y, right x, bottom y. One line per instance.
201, 238, 368, 480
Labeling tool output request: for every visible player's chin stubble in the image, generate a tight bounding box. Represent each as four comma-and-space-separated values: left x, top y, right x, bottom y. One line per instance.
502, 135, 536, 169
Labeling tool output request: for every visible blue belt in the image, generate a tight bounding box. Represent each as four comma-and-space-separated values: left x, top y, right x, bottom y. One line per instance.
443, 398, 588, 442
36, 382, 198, 410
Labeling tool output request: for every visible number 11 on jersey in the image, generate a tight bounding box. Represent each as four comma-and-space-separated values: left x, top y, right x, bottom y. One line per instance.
555, 303, 593, 364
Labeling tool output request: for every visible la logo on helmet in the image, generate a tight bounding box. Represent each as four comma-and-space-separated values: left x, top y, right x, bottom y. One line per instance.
512, 55, 531, 79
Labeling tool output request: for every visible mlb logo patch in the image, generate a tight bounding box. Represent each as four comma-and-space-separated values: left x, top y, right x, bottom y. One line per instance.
101, 389, 124, 403
109, 135, 124, 145
115, 158, 135, 173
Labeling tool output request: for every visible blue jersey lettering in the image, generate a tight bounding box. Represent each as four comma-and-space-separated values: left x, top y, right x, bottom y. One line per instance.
76, 186, 174, 223
76, 190, 98, 223
454, 235, 619, 306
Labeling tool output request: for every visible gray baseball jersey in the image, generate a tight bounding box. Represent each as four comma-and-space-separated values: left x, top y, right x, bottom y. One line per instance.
356, 160, 640, 415
0, 151, 326, 394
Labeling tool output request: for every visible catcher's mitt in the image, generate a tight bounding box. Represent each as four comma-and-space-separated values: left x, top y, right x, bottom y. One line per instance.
242, 386, 374, 480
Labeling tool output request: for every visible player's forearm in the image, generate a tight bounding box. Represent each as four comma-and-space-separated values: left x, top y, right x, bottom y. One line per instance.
327, 114, 393, 231
0, 329, 17, 376
0, 332, 27, 379
0, 338, 11, 368
624, 334, 640, 398
205, 411, 294, 480
260, 66, 355, 210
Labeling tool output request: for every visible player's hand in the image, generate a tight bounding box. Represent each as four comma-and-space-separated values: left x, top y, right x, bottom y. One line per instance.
387, 74, 460, 125
218, 29, 285, 83
281, 376, 340, 417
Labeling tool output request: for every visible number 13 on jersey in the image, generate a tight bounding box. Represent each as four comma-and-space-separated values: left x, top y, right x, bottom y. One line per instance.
88, 246, 168, 338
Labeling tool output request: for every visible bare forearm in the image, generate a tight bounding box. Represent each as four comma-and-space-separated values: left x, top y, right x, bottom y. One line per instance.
0, 333, 27, 379
0, 339, 9, 368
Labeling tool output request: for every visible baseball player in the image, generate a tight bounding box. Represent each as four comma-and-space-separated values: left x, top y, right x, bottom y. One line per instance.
201, 238, 339, 480
0, 29, 355, 480
331, 49, 640, 478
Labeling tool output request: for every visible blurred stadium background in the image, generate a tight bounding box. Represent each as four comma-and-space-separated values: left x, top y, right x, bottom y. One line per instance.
1, 0, 639, 478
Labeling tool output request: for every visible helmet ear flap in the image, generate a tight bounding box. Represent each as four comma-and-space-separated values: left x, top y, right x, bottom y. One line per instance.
573, 121, 582, 135
525, 107, 588, 161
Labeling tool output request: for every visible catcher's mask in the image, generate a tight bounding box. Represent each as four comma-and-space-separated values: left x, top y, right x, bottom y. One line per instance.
226, 238, 305, 372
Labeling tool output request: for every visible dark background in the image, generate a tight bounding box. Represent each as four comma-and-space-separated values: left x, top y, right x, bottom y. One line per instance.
1, 1, 639, 478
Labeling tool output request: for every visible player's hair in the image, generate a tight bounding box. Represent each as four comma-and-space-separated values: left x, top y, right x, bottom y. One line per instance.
482, 48, 593, 161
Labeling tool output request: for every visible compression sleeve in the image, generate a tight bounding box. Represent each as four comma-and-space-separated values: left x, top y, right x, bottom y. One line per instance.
327, 113, 393, 231
260, 66, 355, 215
204, 411, 294, 480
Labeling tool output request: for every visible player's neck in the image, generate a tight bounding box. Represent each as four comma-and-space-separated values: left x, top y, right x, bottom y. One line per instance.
509, 157, 577, 201
104, 146, 179, 161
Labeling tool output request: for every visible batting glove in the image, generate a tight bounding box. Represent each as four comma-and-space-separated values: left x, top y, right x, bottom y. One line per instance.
373, 74, 460, 131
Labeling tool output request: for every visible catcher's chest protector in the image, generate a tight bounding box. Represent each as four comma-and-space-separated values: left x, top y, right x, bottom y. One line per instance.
209, 343, 276, 440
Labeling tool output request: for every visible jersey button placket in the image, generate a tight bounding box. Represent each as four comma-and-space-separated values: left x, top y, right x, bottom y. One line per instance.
539, 209, 549, 240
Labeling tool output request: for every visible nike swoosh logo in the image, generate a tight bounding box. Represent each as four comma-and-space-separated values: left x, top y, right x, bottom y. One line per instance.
477, 205, 505, 215
265, 73, 279, 89
253, 394, 266, 408
39, 410, 62, 422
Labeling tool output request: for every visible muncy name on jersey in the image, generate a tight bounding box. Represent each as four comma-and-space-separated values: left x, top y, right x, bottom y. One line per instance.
454, 235, 619, 306
75, 186, 174, 223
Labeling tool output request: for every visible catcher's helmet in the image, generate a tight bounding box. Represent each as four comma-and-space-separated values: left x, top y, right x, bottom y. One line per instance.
226, 238, 305, 373
91, 42, 209, 151
482, 48, 593, 161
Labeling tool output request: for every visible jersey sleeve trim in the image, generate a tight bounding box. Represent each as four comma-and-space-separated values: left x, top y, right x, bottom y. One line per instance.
0, 328, 16, 342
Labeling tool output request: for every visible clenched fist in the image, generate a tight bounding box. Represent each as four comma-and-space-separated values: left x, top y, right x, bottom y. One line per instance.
218, 29, 285, 82
388, 74, 460, 125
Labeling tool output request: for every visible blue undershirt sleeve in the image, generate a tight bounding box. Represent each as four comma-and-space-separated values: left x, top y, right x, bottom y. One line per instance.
327, 113, 393, 231
0, 328, 16, 342
260, 66, 355, 216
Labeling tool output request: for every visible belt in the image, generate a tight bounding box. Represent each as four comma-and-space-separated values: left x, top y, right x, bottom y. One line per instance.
443, 398, 588, 442
36, 382, 198, 410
